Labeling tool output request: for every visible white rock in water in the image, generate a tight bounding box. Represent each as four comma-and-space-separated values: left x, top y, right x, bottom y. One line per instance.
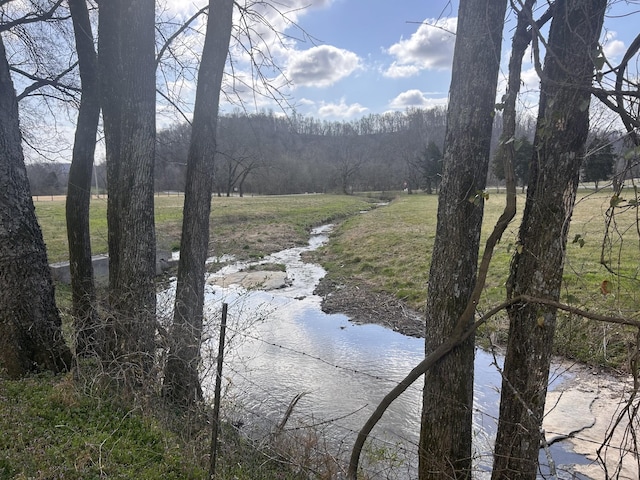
207, 270, 289, 290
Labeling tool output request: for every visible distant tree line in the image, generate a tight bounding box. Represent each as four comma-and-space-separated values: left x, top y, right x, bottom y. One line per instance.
27, 108, 630, 198
26, 162, 70, 196
156, 108, 449, 196
27, 161, 107, 197
156, 108, 632, 197
490, 131, 636, 192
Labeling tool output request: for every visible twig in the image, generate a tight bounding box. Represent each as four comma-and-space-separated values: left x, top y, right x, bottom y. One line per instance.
275, 392, 308, 435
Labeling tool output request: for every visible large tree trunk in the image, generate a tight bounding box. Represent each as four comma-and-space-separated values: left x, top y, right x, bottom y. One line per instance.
0, 34, 72, 378
163, 0, 234, 406
419, 0, 506, 478
491, 2, 606, 478
66, 0, 101, 358
98, 0, 157, 376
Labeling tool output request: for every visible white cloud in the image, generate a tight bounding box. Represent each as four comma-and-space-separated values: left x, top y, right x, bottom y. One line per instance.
388, 89, 447, 109
520, 67, 540, 92
287, 45, 361, 88
230, 0, 338, 60
318, 99, 368, 118
303, 0, 334, 9
157, 0, 351, 118
602, 31, 626, 61
162, 0, 332, 24
296, 98, 317, 107
160, 0, 333, 68
384, 63, 421, 79
384, 17, 457, 78
161, 0, 205, 16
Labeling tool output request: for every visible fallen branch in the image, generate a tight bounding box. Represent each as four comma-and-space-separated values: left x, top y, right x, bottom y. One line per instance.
275, 392, 308, 436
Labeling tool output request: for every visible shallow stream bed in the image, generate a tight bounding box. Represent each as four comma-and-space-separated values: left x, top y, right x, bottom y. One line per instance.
160, 225, 614, 479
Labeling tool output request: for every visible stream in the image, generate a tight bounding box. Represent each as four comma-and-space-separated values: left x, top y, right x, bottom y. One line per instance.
160, 224, 592, 479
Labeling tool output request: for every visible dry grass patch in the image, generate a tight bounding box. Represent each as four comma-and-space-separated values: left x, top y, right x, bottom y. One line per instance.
36, 193, 376, 263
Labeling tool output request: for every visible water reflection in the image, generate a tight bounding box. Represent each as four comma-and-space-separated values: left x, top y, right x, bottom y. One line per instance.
162, 225, 589, 479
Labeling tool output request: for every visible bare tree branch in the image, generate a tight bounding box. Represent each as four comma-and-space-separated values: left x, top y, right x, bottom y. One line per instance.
156, 88, 192, 125
348, 50, 520, 473
11, 62, 79, 101
0, 0, 65, 32
347, 286, 640, 479
155, 4, 208, 68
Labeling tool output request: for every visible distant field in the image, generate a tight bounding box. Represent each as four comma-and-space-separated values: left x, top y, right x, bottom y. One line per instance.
33, 193, 380, 264
35, 190, 640, 367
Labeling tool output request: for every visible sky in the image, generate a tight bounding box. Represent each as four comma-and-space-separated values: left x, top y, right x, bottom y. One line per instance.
159, 0, 639, 123
277, 0, 459, 118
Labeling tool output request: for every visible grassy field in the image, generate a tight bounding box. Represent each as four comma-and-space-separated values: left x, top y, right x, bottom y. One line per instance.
11, 194, 382, 479
0, 370, 325, 479
317, 189, 640, 367
36, 189, 640, 368
0, 373, 208, 479
35, 193, 379, 263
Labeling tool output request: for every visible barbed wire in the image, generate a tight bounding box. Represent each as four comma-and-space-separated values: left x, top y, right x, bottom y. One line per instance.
223, 324, 422, 389
220, 360, 420, 449
216, 361, 422, 479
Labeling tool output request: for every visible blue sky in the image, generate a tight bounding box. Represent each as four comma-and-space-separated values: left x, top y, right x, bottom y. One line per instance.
164, 0, 638, 123
283, 0, 457, 118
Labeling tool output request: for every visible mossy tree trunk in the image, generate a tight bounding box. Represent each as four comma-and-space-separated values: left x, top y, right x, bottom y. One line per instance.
0, 34, 72, 378
419, 0, 507, 478
163, 0, 234, 406
491, 1, 606, 478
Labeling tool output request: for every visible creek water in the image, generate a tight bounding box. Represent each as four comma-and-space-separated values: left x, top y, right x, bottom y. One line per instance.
161, 224, 591, 479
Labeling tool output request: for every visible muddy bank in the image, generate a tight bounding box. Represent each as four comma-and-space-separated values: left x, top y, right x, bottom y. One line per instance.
314, 277, 425, 338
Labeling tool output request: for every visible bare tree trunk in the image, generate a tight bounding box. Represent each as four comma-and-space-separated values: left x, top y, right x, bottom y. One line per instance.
163, 0, 234, 406
491, 1, 606, 478
98, 0, 157, 377
0, 34, 72, 378
419, 1, 506, 478
494, 0, 536, 188
66, 0, 101, 358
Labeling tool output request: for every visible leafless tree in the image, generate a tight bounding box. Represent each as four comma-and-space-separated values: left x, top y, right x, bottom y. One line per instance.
66, 0, 101, 358
163, 0, 234, 406
98, 0, 157, 381
417, 0, 507, 478
492, 1, 607, 478
0, 15, 72, 377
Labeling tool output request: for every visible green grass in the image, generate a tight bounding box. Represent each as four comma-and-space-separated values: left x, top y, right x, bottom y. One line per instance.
318, 194, 435, 306
35, 190, 640, 369
0, 371, 321, 480
23, 193, 386, 477
36, 194, 376, 263
316, 189, 640, 368
36, 189, 640, 367
0, 373, 207, 479
16, 188, 640, 477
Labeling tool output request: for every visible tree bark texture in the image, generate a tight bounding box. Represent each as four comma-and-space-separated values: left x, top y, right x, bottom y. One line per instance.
0, 34, 72, 378
66, 0, 101, 357
491, 2, 606, 479
419, 1, 507, 478
98, 0, 157, 372
163, 0, 234, 405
